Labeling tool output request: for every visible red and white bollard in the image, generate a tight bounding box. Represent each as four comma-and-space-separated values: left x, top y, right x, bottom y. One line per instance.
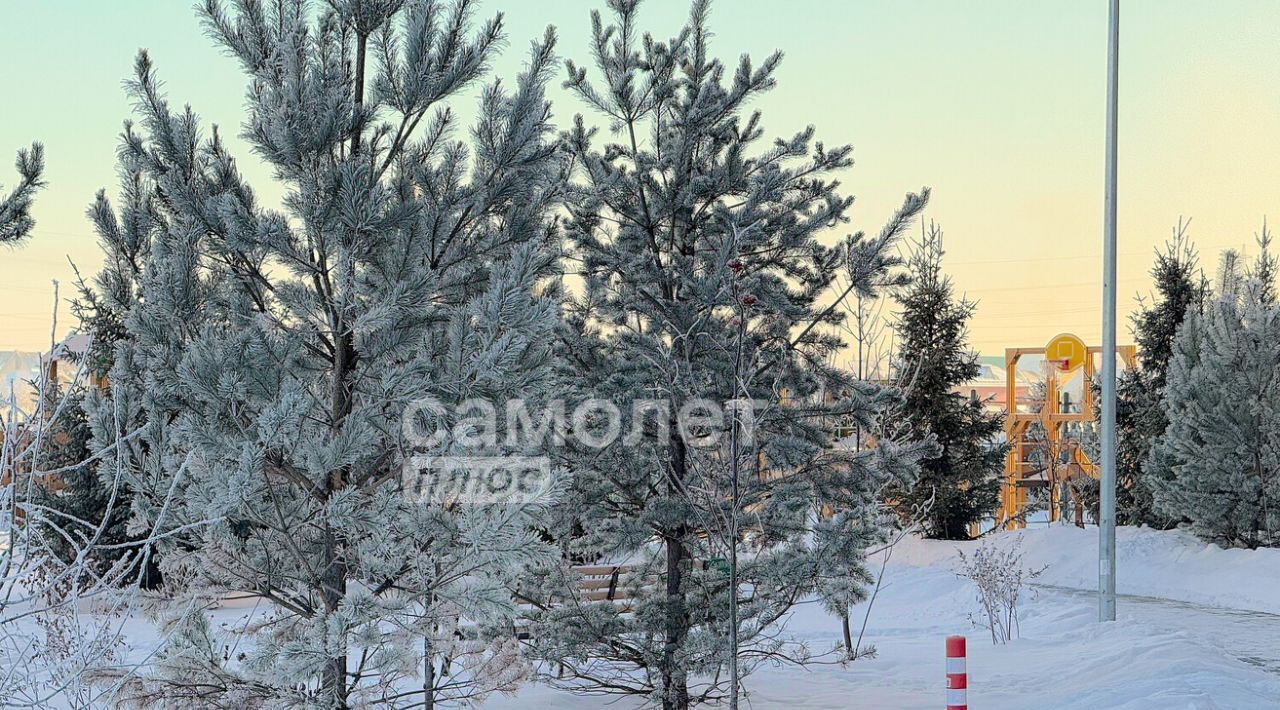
945, 635, 967, 710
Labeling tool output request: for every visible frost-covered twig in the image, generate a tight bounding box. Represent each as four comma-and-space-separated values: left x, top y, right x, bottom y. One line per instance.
954, 535, 1046, 644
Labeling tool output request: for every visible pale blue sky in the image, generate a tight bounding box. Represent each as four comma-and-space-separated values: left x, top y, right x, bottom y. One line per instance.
3, 1, 1279, 351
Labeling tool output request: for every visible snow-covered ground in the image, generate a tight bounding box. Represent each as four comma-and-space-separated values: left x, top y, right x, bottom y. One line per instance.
17, 525, 1280, 708
492, 526, 1280, 709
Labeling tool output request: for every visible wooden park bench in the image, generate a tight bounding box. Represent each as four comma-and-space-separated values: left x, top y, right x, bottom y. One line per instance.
566, 559, 725, 605
572, 564, 640, 603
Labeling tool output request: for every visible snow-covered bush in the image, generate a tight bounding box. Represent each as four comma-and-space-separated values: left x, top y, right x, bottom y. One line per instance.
0, 325, 164, 706
955, 536, 1045, 644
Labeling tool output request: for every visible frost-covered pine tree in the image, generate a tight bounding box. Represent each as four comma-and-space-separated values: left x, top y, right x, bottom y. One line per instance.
83, 1, 568, 706
1115, 224, 1205, 526
0, 142, 45, 244
888, 223, 1003, 539
522, 2, 934, 707
1149, 235, 1280, 548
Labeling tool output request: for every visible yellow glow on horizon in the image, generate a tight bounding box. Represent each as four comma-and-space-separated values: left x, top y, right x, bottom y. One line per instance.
2, 0, 1277, 354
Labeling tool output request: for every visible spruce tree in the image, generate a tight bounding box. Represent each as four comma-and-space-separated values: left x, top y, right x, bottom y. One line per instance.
1116, 225, 1205, 526
889, 223, 1004, 539
1149, 236, 1280, 548
0, 142, 45, 244
523, 2, 935, 707
31, 385, 161, 588
85, 2, 568, 705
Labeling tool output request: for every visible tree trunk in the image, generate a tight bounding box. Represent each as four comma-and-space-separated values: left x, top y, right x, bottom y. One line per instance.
322, 329, 357, 707
841, 612, 854, 660
1067, 483, 1086, 529
424, 635, 436, 710
320, 524, 348, 707
320, 1, 368, 699
662, 428, 690, 710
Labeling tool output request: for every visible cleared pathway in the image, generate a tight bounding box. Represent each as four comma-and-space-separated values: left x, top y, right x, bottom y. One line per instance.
1036, 583, 1280, 675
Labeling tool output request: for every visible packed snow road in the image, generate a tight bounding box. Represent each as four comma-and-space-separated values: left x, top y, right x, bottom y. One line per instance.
1036, 583, 1280, 676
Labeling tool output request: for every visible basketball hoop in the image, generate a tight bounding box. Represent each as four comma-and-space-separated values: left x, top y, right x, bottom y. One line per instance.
1045, 333, 1087, 372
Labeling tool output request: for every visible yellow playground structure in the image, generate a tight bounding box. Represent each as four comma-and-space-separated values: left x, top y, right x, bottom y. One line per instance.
1000, 333, 1136, 530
